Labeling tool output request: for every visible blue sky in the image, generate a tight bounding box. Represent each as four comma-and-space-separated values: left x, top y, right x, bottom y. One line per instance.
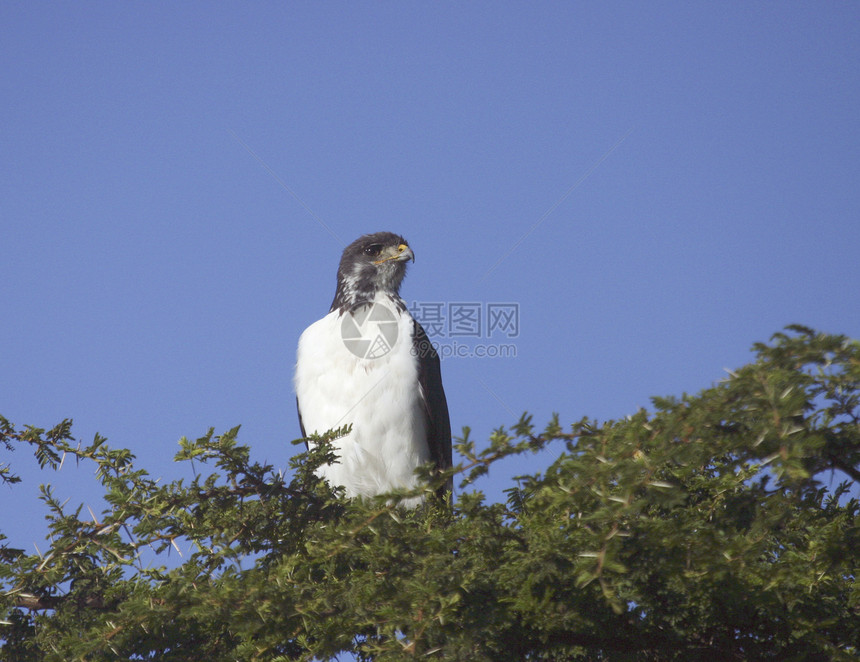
2, 3, 859, 550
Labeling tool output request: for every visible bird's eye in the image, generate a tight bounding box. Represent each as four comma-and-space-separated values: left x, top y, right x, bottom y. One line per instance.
364, 244, 383, 257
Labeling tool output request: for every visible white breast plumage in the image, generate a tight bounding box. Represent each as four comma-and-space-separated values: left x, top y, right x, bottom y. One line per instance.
294, 293, 430, 507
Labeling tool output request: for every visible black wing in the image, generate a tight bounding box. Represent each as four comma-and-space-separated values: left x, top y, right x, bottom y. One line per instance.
296, 397, 307, 447
413, 320, 452, 499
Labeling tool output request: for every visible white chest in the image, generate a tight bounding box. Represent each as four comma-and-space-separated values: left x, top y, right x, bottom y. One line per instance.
294, 296, 430, 504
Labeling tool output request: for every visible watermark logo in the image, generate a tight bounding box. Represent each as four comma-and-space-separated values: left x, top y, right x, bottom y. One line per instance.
341, 302, 399, 359
408, 302, 520, 340
341, 301, 520, 360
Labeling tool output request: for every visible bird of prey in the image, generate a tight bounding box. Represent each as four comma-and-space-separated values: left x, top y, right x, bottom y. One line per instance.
294, 232, 451, 506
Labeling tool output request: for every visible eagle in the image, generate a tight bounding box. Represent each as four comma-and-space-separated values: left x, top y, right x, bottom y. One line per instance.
294, 232, 452, 506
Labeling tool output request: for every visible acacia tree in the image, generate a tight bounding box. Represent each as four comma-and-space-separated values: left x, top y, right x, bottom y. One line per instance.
1, 326, 858, 660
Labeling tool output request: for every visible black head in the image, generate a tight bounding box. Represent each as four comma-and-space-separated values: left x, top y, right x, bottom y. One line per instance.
330, 232, 415, 313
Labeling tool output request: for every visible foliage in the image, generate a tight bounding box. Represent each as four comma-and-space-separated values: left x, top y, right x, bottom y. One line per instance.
1, 326, 858, 660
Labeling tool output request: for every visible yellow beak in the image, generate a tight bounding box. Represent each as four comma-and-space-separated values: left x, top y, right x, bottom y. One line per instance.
373, 244, 414, 265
